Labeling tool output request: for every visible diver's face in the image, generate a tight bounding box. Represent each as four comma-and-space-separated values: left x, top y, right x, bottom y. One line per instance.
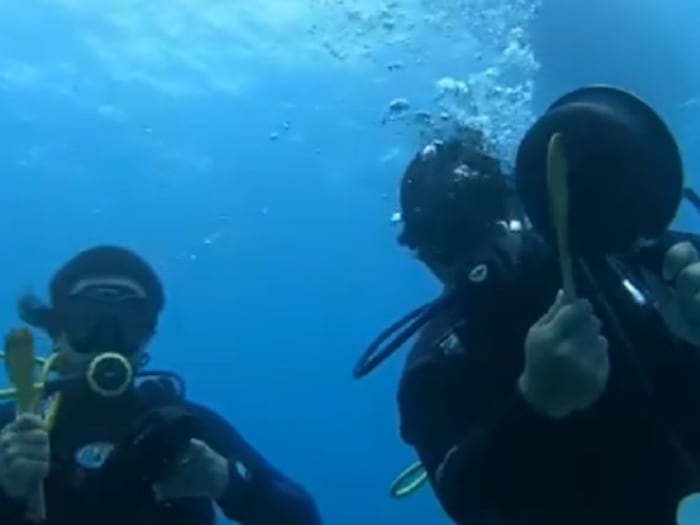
53, 333, 92, 374
424, 255, 485, 290
422, 220, 519, 288
52, 276, 155, 374
423, 258, 460, 288
53, 333, 148, 375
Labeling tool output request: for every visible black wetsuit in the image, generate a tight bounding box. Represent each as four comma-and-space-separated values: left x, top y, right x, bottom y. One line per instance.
398, 230, 700, 525
0, 380, 322, 525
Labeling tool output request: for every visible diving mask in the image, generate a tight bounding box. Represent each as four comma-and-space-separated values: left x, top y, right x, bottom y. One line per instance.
57, 294, 156, 356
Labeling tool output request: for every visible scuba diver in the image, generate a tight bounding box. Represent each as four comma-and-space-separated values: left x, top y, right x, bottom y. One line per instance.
0, 246, 322, 525
354, 86, 700, 525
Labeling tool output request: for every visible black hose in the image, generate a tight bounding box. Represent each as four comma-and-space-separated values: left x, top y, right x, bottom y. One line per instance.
353, 296, 451, 379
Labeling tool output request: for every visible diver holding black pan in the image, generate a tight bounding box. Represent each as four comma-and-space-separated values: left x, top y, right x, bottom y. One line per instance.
0, 246, 322, 525
355, 87, 700, 525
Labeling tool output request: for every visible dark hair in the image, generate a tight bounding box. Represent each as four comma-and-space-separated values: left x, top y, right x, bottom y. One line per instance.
397, 131, 514, 262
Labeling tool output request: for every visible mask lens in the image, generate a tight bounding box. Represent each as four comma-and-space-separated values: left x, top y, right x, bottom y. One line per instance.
59, 296, 154, 355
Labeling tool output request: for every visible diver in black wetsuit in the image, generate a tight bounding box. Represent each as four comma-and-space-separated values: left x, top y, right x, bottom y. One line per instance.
354, 87, 700, 525
0, 246, 322, 525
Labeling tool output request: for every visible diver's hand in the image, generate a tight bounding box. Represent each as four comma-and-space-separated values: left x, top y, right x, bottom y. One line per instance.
0, 414, 50, 499
153, 439, 229, 501
643, 241, 700, 347
518, 290, 610, 419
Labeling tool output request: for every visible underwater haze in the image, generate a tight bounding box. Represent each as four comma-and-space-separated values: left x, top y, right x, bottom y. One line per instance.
1, 0, 700, 524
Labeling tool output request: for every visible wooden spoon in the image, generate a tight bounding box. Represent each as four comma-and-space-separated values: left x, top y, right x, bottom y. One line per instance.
5, 328, 46, 522
547, 132, 577, 301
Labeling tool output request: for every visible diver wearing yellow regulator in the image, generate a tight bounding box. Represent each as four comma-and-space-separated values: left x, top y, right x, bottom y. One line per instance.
0, 246, 322, 525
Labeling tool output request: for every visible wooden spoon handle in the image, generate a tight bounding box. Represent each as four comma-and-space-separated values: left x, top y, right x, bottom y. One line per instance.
547, 132, 577, 301
4, 328, 46, 522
